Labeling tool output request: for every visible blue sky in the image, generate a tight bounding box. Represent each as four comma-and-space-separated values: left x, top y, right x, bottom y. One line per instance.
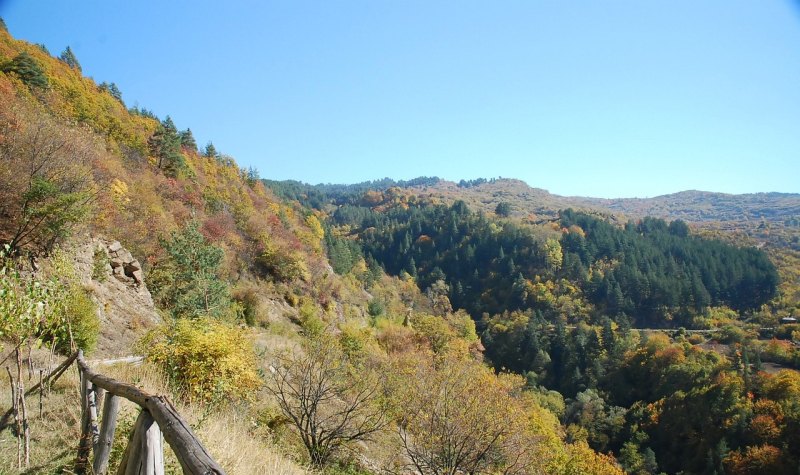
2, 1, 799, 198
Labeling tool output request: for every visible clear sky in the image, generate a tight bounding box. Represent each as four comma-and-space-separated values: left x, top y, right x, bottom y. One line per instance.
2, 1, 799, 198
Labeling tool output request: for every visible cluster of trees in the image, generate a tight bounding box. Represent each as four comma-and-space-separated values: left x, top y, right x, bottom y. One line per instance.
331, 200, 776, 329
147, 116, 197, 178
1, 52, 48, 89
98, 81, 123, 104
264, 176, 441, 209
559, 210, 779, 325
484, 312, 800, 473
263, 308, 622, 474
458, 177, 493, 188
2, 44, 84, 92
0, 98, 99, 253
336, 201, 551, 317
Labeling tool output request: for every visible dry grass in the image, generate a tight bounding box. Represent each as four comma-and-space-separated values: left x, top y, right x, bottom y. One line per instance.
0, 361, 83, 474
0, 347, 307, 475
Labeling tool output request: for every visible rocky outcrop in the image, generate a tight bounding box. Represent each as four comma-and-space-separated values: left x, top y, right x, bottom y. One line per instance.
107, 240, 144, 284
73, 237, 162, 357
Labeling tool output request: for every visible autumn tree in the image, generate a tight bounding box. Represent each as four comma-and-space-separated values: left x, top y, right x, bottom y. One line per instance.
0, 103, 98, 252
266, 336, 389, 466
543, 237, 563, 274
426, 279, 453, 316
393, 354, 545, 475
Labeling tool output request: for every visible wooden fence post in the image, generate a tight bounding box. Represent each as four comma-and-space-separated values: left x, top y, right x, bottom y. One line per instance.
118, 409, 164, 475
0, 351, 78, 432
38, 369, 43, 418
6, 366, 20, 469
97, 386, 106, 413
75, 368, 93, 474
89, 383, 100, 445
93, 393, 121, 475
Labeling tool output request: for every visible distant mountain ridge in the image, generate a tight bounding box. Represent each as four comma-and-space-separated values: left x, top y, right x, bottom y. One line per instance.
269, 176, 799, 225
570, 189, 800, 223
399, 178, 800, 225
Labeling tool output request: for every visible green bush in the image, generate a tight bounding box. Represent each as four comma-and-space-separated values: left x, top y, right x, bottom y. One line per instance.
299, 301, 324, 338
367, 298, 385, 317
52, 285, 99, 353
1, 247, 99, 354
233, 286, 259, 326
92, 246, 110, 282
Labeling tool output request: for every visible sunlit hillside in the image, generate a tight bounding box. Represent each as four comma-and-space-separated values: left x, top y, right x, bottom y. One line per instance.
0, 21, 630, 475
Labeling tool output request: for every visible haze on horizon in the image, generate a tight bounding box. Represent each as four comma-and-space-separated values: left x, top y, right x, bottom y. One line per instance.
2, 0, 799, 199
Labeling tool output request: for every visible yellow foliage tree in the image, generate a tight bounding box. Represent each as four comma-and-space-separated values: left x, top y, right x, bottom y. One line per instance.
390, 354, 559, 475
141, 318, 261, 405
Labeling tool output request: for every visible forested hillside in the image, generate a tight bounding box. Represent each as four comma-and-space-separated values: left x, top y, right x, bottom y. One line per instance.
266, 177, 800, 474
0, 21, 627, 475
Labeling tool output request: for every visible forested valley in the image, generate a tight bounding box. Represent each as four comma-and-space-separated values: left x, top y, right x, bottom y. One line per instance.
268, 178, 800, 474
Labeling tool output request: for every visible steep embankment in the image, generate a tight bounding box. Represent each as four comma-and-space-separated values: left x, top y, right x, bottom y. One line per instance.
71, 238, 161, 356
0, 21, 377, 343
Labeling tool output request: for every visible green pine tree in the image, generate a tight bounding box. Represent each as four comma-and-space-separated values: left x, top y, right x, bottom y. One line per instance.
59, 46, 81, 71
150, 222, 232, 319
2, 52, 48, 89
148, 116, 186, 177
204, 141, 217, 158
179, 128, 197, 150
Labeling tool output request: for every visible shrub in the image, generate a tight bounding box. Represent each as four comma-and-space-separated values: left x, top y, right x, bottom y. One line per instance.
140, 318, 261, 405
266, 336, 388, 466
687, 334, 705, 345
367, 298, 385, 317
1, 247, 99, 354
298, 301, 324, 338
50, 284, 99, 353
92, 246, 110, 282
233, 286, 259, 326
256, 240, 309, 282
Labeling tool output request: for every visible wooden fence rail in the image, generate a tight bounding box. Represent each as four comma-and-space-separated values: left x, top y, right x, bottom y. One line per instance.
61, 350, 226, 475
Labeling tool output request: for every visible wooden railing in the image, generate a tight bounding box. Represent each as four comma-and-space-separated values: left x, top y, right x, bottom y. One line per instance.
73, 350, 226, 474
0, 350, 227, 474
